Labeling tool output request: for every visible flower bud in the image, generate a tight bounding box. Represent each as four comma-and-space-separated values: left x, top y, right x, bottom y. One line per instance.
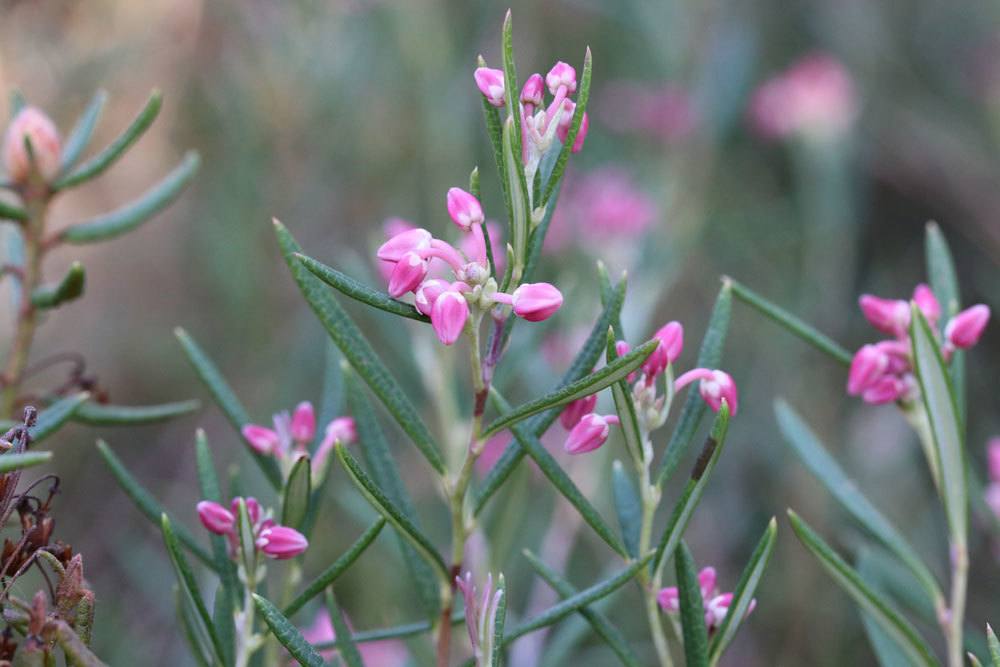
912, 284, 941, 324
231, 496, 261, 526
431, 290, 470, 345
242, 424, 280, 455
699, 370, 739, 415
847, 344, 889, 395
326, 416, 357, 445
546, 61, 577, 94
521, 73, 544, 107
446, 187, 485, 231
2, 106, 61, 184
387, 251, 428, 297
415, 278, 450, 316
945, 304, 990, 349
290, 401, 316, 444
555, 100, 588, 153
559, 393, 598, 430
657, 587, 680, 613
511, 282, 563, 322
197, 501, 235, 535
377, 228, 433, 262
564, 413, 619, 455
858, 294, 910, 337
474, 67, 505, 107
861, 374, 905, 405
643, 321, 684, 378
256, 524, 309, 559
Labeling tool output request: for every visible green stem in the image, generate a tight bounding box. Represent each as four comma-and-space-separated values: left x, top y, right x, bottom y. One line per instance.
636, 428, 672, 667
946, 541, 967, 667
235, 561, 260, 667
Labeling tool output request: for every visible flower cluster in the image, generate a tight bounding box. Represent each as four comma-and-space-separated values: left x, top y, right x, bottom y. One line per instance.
985, 439, 1000, 519
847, 284, 990, 405
377, 189, 563, 345
197, 496, 308, 560
658, 566, 753, 633
561, 320, 738, 454
241, 400, 356, 477
2, 106, 62, 185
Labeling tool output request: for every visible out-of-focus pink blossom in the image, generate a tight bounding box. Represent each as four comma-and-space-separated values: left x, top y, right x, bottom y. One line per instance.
945, 304, 990, 349
912, 284, 941, 325
658, 565, 754, 632
643, 321, 684, 379
599, 82, 697, 143
847, 344, 889, 396
290, 401, 316, 444
2, 106, 61, 183
242, 424, 281, 455
300, 609, 408, 666
988, 438, 1000, 483
859, 294, 911, 338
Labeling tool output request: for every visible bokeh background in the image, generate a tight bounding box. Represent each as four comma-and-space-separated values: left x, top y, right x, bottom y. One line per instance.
2, 0, 999, 664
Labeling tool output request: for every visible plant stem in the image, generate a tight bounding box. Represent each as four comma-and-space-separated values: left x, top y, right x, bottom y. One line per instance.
946, 540, 967, 667
636, 429, 672, 667
235, 561, 260, 667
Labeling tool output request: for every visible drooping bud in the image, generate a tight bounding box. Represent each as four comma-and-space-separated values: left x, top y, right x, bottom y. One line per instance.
677, 369, 739, 415
2, 106, 61, 183
559, 393, 598, 430
414, 278, 450, 316
387, 251, 428, 297
912, 284, 941, 324
474, 67, 506, 107
377, 228, 433, 262
643, 321, 684, 378
511, 282, 563, 321
242, 424, 280, 455
521, 73, 544, 107
431, 290, 470, 345
446, 187, 485, 231
564, 413, 619, 455
256, 524, 309, 559
555, 99, 588, 153
546, 61, 577, 94
945, 304, 990, 349
846, 344, 889, 395
858, 294, 910, 337
197, 501, 235, 535
290, 401, 316, 444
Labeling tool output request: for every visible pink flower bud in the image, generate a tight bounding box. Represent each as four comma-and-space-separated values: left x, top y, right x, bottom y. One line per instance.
861, 374, 905, 405
431, 290, 470, 345
705, 593, 734, 630
511, 282, 563, 322
387, 251, 428, 298
242, 424, 280, 455
986, 483, 1000, 518
2, 106, 61, 183
377, 228, 433, 263
256, 524, 309, 559
521, 73, 544, 107
559, 393, 598, 430
615, 340, 631, 357
988, 438, 1000, 483
945, 304, 990, 349
643, 321, 684, 378
546, 61, 577, 94
555, 100, 588, 152
912, 284, 941, 324
847, 344, 889, 395
197, 501, 235, 535
229, 496, 261, 526
446, 188, 485, 231
326, 416, 357, 445
698, 567, 718, 597
699, 370, 739, 415
657, 587, 679, 613
564, 413, 619, 455
290, 401, 316, 444
415, 278, 450, 316
859, 294, 910, 337
474, 67, 505, 107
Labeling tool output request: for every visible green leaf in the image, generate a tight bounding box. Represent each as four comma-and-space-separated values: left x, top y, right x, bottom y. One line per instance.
60, 90, 108, 173
275, 220, 445, 474
284, 518, 385, 618
728, 278, 852, 366
61, 151, 200, 244
481, 338, 658, 440
212, 583, 235, 667
295, 253, 429, 323
73, 399, 200, 425
31, 392, 90, 443
232, 498, 256, 579
490, 389, 628, 557
490, 577, 507, 667
281, 456, 311, 531
31, 261, 85, 309
54, 90, 162, 190
676, 542, 709, 667
925, 222, 960, 330
313, 613, 466, 650
652, 403, 731, 576
987, 624, 1000, 666
499, 11, 529, 265
0, 199, 27, 222
252, 594, 325, 667
656, 281, 733, 485
51, 619, 109, 667
611, 460, 641, 559
503, 554, 651, 645
174, 327, 282, 489
335, 443, 449, 580
194, 430, 239, 630
787, 510, 938, 666
910, 305, 967, 547
161, 514, 226, 666
523, 550, 640, 667
540, 47, 592, 208
857, 550, 915, 667
96, 440, 215, 569
175, 588, 212, 667
708, 518, 777, 665
0, 451, 52, 473
774, 399, 944, 606
326, 591, 365, 667
606, 330, 644, 466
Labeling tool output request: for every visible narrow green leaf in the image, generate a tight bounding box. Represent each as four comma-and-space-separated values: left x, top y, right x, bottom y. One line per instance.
504, 554, 651, 644
252, 594, 325, 667
774, 399, 944, 606
233, 498, 256, 579
175, 588, 212, 667
787, 510, 938, 666
161, 514, 226, 666
73, 399, 200, 426
174, 327, 282, 488
284, 518, 385, 618
0, 451, 52, 473
281, 456, 311, 530
316, 341, 344, 442
677, 542, 709, 667
857, 551, 915, 667
520, 178, 561, 285
728, 278, 852, 366
60, 90, 108, 173
607, 330, 644, 467
31, 261, 85, 309
611, 460, 641, 559
490, 577, 507, 667
708, 518, 777, 665
0, 199, 27, 222
96, 440, 215, 569
275, 220, 445, 474
313, 613, 466, 649
31, 392, 90, 443
61, 152, 200, 244
540, 47, 591, 208
500, 11, 529, 254
335, 443, 448, 579
987, 624, 1000, 666
479, 75, 509, 220
970, 654, 986, 667
326, 590, 365, 667
54, 90, 162, 190
481, 339, 657, 440
910, 305, 968, 547
652, 403, 731, 576
212, 583, 235, 667
295, 253, 429, 322
924, 222, 965, 420
523, 550, 640, 667
656, 281, 733, 485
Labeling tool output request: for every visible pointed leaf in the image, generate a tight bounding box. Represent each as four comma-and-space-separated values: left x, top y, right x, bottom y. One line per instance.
857, 550, 915, 667
489, 578, 507, 667
31, 392, 90, 443
325, 590, 365, 667
195, 430, 239, 629
0, 199, 27, 222
252, 594, 325, 667
175, 588, 212, 667
987, 624, 1000, 666
31, 261, 85, 309
60, 90, 108, 173
611, 460, 641, 559
925, 222, 965, 421
73, 399, 200, 425
211, 583, 235, 667
607, 330, 644, 466
0, 451, 51, 473
676, 542, 709, 667
281, 456, 311, 530
540, 47, 591, 208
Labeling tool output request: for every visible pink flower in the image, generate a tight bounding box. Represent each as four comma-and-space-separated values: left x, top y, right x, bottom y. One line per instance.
643, 321, 684, 379
945, 304, 990, 349
197, 501, 235, 535
2, 106, 61, 183
556, 100, 588, 152
474, 67, 505, 107
658, 565, 754, 632
314, 416, 358, 473
256, 525, 309, 559
564, 413, 620, 454
861, 374, 907, 405
387, 251, 429, 298
847, 344, 889, 396
459, 221, 504, 275
431, 291, 470, 345
560, 393, 598, 430
675, 368, 739, 415
598, 82, 697, 143
859, 294, 910, 338
912, 284, 941, 324
988, 437, 1000, 483
242, 424, 281, 455
377, 227, 433, 263
986, 484, 1000, 518
414, 278, 450, 316
446, 187, 485, 231
231, 496, 262, 526
290, 401, 316, 444
546, 62, 577, 95
521, 73, 544, 107
511, 282, 563, 322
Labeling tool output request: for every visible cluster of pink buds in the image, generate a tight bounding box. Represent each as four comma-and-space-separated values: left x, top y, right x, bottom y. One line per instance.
2, 106, 62, 185
847, 284, 990, 405
658, 566, 754, 633
985, 439, 1000, 519
197, 496, 308, 560
455, 571, 505, 662
377, 188, 563, 345
241, 401, 356, 477
561, 321, 738, 455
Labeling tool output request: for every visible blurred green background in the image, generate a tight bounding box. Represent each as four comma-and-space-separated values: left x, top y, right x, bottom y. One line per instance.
2, 0, 999, 664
